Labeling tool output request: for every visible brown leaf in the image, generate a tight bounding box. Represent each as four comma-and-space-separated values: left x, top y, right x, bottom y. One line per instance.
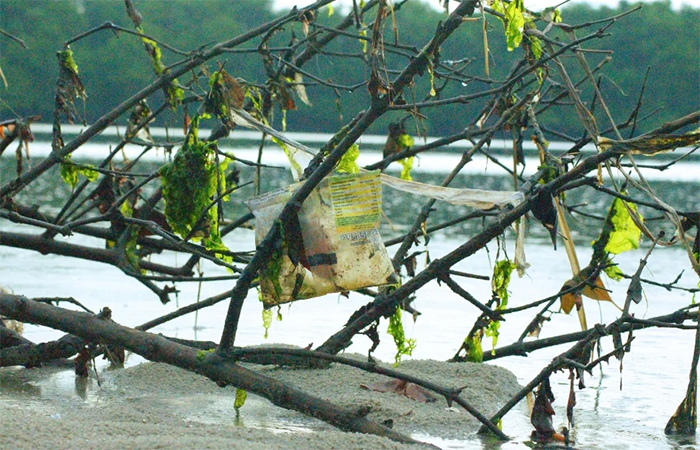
382, 122, 405, 159
582, 275, 612, 301
183, 111, 191, 136
205, 69, 245, 126
559, 279, 581, 315
531, 378, 562, 443
56, 48, 86, 124
276, 85, 296, 111
567, 374, 576, 426
360, 379, 436, 403
527, 316, 547, 338
75, 346, 90, 378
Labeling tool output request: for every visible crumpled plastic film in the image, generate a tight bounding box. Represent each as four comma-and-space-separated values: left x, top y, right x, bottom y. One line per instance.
378, 173, 524, 209
245, 171, 396, 306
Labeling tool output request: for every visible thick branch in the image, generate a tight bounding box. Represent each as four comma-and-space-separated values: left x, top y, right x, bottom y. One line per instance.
0, 293, 432, 447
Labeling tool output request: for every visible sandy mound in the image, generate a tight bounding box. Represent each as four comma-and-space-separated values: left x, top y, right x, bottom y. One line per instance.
0, 356, 521, 449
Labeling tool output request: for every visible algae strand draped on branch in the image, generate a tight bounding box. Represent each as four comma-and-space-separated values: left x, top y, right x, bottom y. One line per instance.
159, 117, 230, 253
387, 304, 416, 365
56, 46, 87, 124
485, 259, 516, 351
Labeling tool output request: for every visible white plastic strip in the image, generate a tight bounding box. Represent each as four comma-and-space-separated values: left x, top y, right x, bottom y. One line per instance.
379, 173, 524, 209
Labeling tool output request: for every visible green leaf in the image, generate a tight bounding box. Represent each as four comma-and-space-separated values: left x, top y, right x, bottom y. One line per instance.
536, 163, 557, 184
336, 144, 360, 174
137, 26, 165, 75
59, 156, 98, 189
327, 4, 334, 16
135, 25, 183, 109
504, 0, 525, 51
387, 306, 416, 365
485, 259, 514, 353
399, 156, 414, 181
196, 349, 213, 362
58, 48, 80, 75
526, 23, 543, 61
60, 161, 79, 189
491, 0, 506, 15
234, 388, 247, 413
167, 80, 184, 109
124, 226, 142, 272
553, 8, 562, 23
604, 259, 625, 281
359, 29, 368, 54
604, 198, 642, 254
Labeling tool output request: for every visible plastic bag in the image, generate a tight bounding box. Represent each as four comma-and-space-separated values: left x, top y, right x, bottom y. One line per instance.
246, 171, 397, 306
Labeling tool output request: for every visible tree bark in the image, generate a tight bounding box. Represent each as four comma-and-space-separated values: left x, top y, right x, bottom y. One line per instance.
0, 293, 434, 447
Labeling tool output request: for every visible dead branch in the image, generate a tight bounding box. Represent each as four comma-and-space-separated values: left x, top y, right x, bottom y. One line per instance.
0, 293, 434, 447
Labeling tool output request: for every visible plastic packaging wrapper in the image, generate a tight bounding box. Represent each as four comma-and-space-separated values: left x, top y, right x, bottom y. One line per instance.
378, 173, 524, 209
246, 171, 397, 306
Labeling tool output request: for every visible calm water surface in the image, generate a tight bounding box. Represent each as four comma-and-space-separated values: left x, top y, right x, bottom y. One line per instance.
1, 144, 699, 449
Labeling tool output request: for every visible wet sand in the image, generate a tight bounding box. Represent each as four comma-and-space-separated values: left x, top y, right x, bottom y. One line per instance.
0, 355, 521, 449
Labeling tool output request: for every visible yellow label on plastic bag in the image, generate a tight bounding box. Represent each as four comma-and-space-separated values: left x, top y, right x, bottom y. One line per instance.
330, 172, 381, 236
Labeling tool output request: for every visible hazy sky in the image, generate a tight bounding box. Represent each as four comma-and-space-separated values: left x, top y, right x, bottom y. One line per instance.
272, 0, 696, 13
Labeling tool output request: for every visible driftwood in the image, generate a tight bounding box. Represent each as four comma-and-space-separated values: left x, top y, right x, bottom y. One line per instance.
0, 292, 433, 447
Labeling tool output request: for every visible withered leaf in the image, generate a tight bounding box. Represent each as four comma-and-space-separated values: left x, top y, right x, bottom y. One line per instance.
56, 47, 86, 124
626, 275, 643, 305
292, 72, 312, 106
531, 190, 557, 248
527, 316, 547, 338
205, 69, 245, 127
559, 278, 582, 315
75, 346, 91, 378
360, 321, 380, 356
274, 85, 296, 111
611, 325, 624, 361
126, 99, 154, 142
531, 378, 566, 443
383, 122, 405, 159
582, 275, 613, 302
360, 379, 437, 403
124, 0, 143, 27
282, 212, 309, 269
531, 382, 555, 436
567, 374, 576, 426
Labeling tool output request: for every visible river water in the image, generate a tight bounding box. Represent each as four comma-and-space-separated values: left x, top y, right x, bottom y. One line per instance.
1, 134, 699, 449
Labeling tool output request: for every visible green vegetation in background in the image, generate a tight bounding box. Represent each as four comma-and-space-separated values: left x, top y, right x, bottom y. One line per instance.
0, 1, 697, 139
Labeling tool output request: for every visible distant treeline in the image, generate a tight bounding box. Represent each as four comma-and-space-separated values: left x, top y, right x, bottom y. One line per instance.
0, 0, 697, 139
